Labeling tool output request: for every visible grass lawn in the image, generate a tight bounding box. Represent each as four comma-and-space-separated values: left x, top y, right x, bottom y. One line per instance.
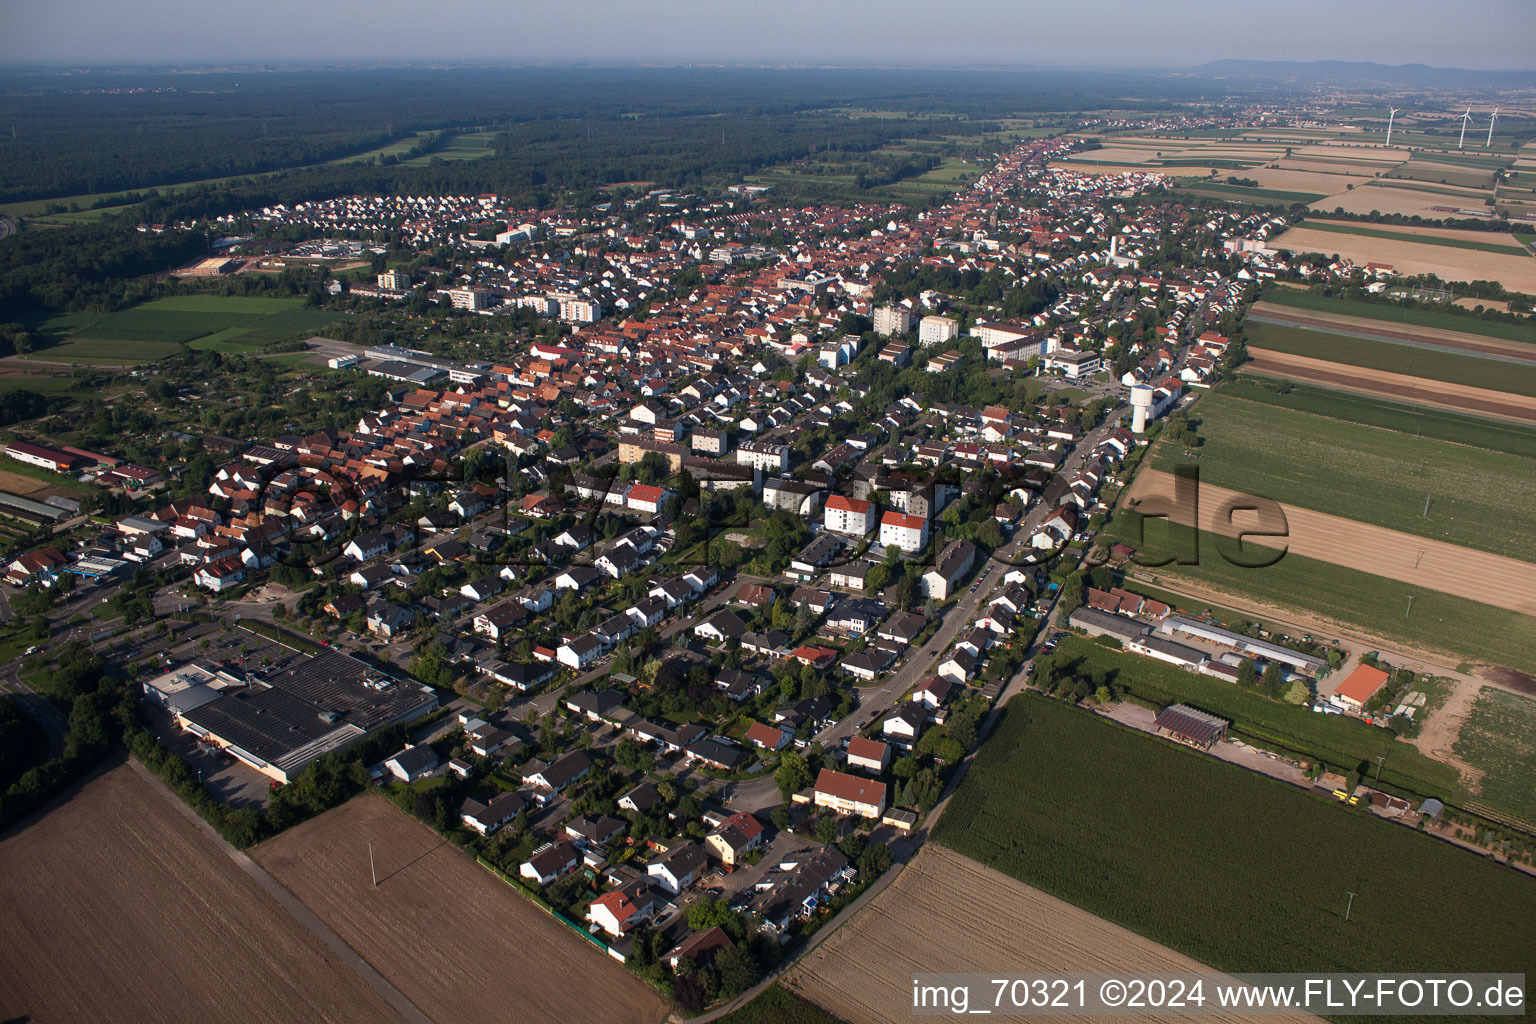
1219, 378, 1536, 460
1157, 391, 1536, 561
1244, 319, 1536, 397
1108, 512, 1536, 672
1451, 687, 1536, 828
933, 695, 1533, 979
1258, 287, 1536, 344
1044, 635, 1460, 799
1295, 219, 1532, 257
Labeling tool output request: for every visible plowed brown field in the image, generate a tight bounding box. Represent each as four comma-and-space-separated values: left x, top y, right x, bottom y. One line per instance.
786, 844, 1314, 1024
1125, 469, 1536, 617
0, 763, 404, 1024
1245, 349, 1536, 424
1273, 227, 1536, 292
252, 795, 668, 1024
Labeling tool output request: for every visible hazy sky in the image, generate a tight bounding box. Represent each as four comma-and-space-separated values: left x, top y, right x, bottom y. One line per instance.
4, 0, 1533, 69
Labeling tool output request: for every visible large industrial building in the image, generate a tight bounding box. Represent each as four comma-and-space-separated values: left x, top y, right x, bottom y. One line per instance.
148, 648, 438, 784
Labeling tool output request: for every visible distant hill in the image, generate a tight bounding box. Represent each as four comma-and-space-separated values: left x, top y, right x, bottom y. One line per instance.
1196, 59, 1536, 89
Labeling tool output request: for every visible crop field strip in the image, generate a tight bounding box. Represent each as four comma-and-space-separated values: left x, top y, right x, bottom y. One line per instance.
251, 795, 669, 1024
1270, 227, 1536, 294
1218, 380, 1536, 460
1246, 312, 1536, 370
1242, 320, 1536, 396
1290, 220, 1533, 257
1450, 688, 1536, 828
1155, 391, 1536, 561
1257, 288, 1536, 343
1244, 349, 1536, 427
1108, 512, 1536, 672
0, 763, 405, 1024
785, 843, 1311, 1024
931, 696, 1535, 981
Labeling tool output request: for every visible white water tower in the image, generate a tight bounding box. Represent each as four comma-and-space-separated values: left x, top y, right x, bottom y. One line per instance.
1130, 384, 1155, 434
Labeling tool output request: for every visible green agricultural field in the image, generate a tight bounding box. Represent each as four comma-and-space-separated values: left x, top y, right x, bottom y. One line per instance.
1452, 687, 1536, 829
29, 296, 338, 359
1244, 319, 1536, 397
1258, 287, 1536, 344
1218, 379, 1536, 460
17, 338, 185, 365
934, 696, 1534, 979
1295, 220, 1532, 257
1388, 160, 1497, 189
1174, 182, 1325, 204
1108, 512, 1536, 672
1154, 391, 1536, 560
1043, 635, 1461, 799
716, 986, 844, 1024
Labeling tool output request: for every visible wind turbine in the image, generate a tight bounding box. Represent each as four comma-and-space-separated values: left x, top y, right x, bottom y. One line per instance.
1486, 106, 1499, 147
1458, 108, 1472, 149
1385, 107, 1398, 147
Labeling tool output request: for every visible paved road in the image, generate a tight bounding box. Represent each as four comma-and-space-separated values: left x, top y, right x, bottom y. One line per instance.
128, 758, 436, 1024
0, 665, 69, 761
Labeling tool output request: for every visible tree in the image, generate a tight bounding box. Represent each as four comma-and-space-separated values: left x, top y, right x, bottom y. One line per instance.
1236, 658, 1258, 688
815, 815, 841, 843
858, 842, 893, 878
774, 750, 812, 800
1261, 660, 1286, 698
714, 944, 760, 997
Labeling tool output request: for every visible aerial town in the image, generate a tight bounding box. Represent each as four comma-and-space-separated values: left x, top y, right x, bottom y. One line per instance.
0, 47, 1532, 1024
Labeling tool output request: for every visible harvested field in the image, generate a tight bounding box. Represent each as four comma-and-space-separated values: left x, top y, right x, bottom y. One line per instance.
1245, 167, 1370, 194
252, 795, 669, 1024
1272, 226, 1536, 293
0, 469, 46, 494
1309, 183, 1495, 219
1125, 468, 1536, 617
1246, 302, 1536, 362
785, 844, 1313, 1024
0, 762, 403, 1024
1245, 347, 1536, 424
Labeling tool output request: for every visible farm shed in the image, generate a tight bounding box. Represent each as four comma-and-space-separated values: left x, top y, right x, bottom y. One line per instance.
1152, 704, 1230, 750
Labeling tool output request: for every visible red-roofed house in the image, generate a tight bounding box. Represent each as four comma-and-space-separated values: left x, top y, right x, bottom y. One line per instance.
824, 493, 873, 536
846, 736, 891, 774
1334, 664, 1390, 713
745, 721, 793, 750
879, 510, 929, 553
586, 877, 660, 936
813, 768, 888, 818
626, 483, 669, 514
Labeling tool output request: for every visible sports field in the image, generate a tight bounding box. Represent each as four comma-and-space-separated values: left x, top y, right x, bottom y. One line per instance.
1109, 513, 1536, 672
1152, 391, 1536, 560
931, 695, 1535, 976
0, 763, 403, 1024
24, 295, 341, 362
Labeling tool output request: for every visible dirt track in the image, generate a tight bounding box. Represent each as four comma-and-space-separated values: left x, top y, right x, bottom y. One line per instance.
1126, 469, 1536, 618
1246, 348, 1536, 424
252, 795, 669, 1024
1248, 302, 1536, 362
786, 844, 1314, 1024
0, 763, 404, 1024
